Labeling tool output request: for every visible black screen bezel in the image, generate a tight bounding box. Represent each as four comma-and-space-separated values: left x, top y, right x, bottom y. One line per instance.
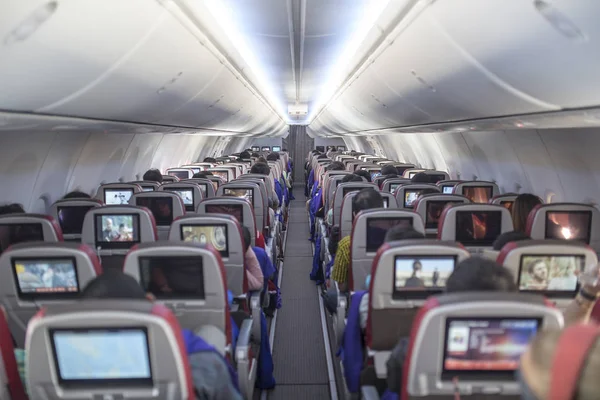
11, 256, 80, 300
139, 256, 205, 299
392, 255, 455, 299
0, 223, 45, 252
544, 210, 592, 244
57, 205, 95, 235
94, 214, 141, 249
180, 224, 229, 258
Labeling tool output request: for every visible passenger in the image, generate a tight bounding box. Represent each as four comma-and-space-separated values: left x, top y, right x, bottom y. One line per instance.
410, 172, 430, 183
62, 191, 91, 199
0, 203, 25, 214
238, 151, 251, 160
250, 162, 279, 209
330, 188, 383, 292
142, 168, 163, 183
380, 164, 398, 179
204, 157, 217, 163
193, 171, 213, 178
493, 193, 541, 248
241, 226, 277, 300
266, 153, 280, 161
354, 169, 372, 182
325, 174, 364, 226
257, 156, 268, 163
251, 152, 260, 158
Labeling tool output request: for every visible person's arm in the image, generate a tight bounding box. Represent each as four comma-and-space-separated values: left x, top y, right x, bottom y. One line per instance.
563, 265, 600, 326
331, 237, 351, 292
188, 352, 243, 400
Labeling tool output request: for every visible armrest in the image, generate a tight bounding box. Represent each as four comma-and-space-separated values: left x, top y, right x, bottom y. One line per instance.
235, 318, 257, 399
235, 318, 253, 363
334, 282, 347, 348
361, 386, 380, 400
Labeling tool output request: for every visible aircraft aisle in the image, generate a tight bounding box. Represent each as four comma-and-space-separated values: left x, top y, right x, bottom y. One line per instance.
268, 195, 332, 400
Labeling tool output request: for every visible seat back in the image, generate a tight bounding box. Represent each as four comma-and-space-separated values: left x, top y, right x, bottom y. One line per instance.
166, 168, 194, 180
50, 199, 104, 241
26, 300, 194, 400
381, 178, 411, 194
197, 198, 257, 246
130, 192, 185, 240
193, 162, 215, 170
123, 242, 230, 340
361, 167, 382, 182
95, 183, 142, 205
180, 165, 203, 174
169, 214, 246, 295
218, 182, 266, 233
368, 240, 470, 352
182, 178, 217, 198
0, 214, 63, 255
394, 164, 416, 175
221, 165, 239, 180
380, 192, 398, 209
526, 203, 600, 252
350, 210, 426, 291
419, 170, 450, 183
394, 184, 440, 210
438, 204, 513, 251
403, 292, 563, 400
159, 182, 204, 213
231, 177, 269, 217
413, 194, 471, 235
237, 174, 274, 204
208, 168, 233, 182
0, 242, 101, 347
490, 193, 520, 213
437, 179, 462, 194
129, 181, 161, 192
325, 174, 354, 212
497, 239, 597, 307
333, 183, 379, 226
161, 175, 180, 183
0, 305, 27, 400
453, 181, 500, 203
402, 169, 426, 179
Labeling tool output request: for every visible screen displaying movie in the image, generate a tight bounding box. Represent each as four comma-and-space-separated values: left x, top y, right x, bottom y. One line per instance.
272, 146, 281, 152
342, 187, 362, 198
12, 258, 79, 297
518, 255, 584, 293
463, 186, 493, 203
95, 215, 140, 246
171, 188, 194, 206
261, 146, 271, 152
224, 188, 253, 205
404, 190, 422, 208
251, 146, 260, 152
442, 186, 454, 194
390, 183, 400, 194
545, 211, 592, 244
136, 197, 173, 226
139, 256, 204, 299
205, 204, 244, 224
366, 218, 413, 253
51, 328, 152, 385
370, 171, 382, 181
57, 206, 95, 235
104, 189, 133, 205
169, 170, 189, 180
394, 256, 455, 291
0, 223, 44, 252
211, 171, 229, 182
455, 211, 502, 246
501, 201, 514, 213
443, 318, 540, 376
181, 225, 228, 257
426, 201, 464, 229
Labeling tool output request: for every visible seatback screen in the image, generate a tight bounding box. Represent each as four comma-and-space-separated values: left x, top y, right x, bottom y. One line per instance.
169, 170, 189, 179
393, 256, 454, 292
181, 225, 228, 257
251, 146, 260, 152
272, 146, 281, 152
136, 197, 173, 226
463, 186, 492, 203
455, 211, 502, 246
428, 174, 446, 184
12, 257, 79, 299
426, 201, 463, 229
211, 171, 229, 182
224, 188, 253, 205
390, 183, 400, 194
342, 187, 362, 198
139, 256, 204, 299
170, 188, 194, 206
518, 254, 584, 293
545, 211, 592, 244
442, 186, 454, 194
104, 189, 133, 205
404, 190, 422, 208
141, 186, 155, 192
261, 146, 271, 152
50, 328, 152, 385
442, 318, 540, 379
205, 204, 244, 224
366, 218, 413, 253
370, 171, 382, 181
57, 206, 95, 235
94, 214, 140, 249
0, 223, 44, 252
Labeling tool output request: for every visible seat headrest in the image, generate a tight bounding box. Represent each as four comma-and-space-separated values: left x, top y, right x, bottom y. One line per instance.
402, 292, 563, 399
26, 301, 194, 400
182, 178, 217, 198
0, 213, 63, 250
438, 203, 513, 248
129, 181, 161, 192
130, 192, 185, 227
526, 203, 600, 251
413, 194, 471, 232
453, 181, 500, 203
95, 183, 142, 205
402, 169, 425, 179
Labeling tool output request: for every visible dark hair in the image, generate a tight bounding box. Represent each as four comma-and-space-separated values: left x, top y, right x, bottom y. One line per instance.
446, 257, 517, 293
193, 171, 213, 178
0, 203, 25, 215
63, 191, 91, 199
384, 226, 425, 242
81, 270, 147, 300
342, 174, 364, 183
411, 172, 430, 183
257, 157, 268, 163
251, 152, 260, 158
239, 151, 251, 160
512, 193, 542, 232
352, 188, 383, 215
251, 162, 270, 175
267, 153, 280, 161
492, 231, 531, 251
417, 188, 440, 197
241, 225, 251, 253
143, 169, 163, 183
381, 165, 398, 176
354, 169, 372, 182
282, 148, 288, 152
203, 157, 217, 163
325, 161, 345, 171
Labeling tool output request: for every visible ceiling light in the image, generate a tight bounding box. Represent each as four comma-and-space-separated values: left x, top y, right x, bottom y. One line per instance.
5, 2, 58, 45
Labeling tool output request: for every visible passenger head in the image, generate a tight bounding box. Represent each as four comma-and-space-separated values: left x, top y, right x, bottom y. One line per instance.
342, 174, 364, 183
381, 165, 398, 176
0, 203, 25, 215
411, 172, 430, 183
325, 161, 345, 171
63, 191, 91, 199
203, 157, 217, 163
143, 168, 163, 183
445, 257, 517, 293
512, 193, 543, 232
351, 188, 383, 217
384, 226, 425, 242
81, 270, 149, 300
492, 231, 531, 250
252, 152, 260, 158
266, 152, 280, 161
257, 157, 268, 163
354, 169, 372, 182
192, 171, 213, 178
239, 151, 251, 160
250, 162, 270, 175
241, 225, 251, 253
